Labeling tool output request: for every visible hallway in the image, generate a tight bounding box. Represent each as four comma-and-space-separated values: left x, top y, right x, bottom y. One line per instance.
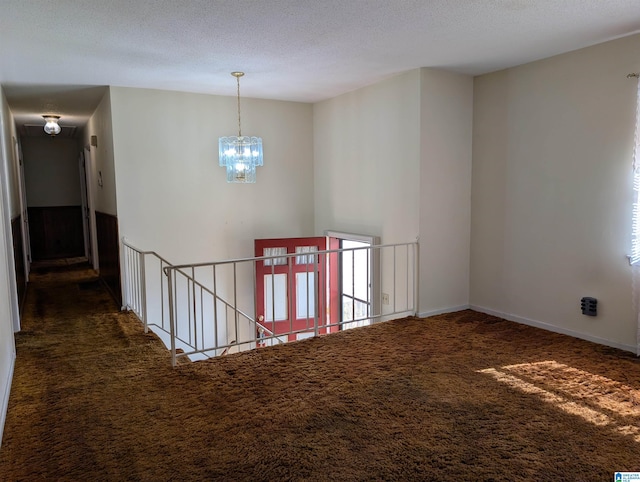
0, 260, 189, 479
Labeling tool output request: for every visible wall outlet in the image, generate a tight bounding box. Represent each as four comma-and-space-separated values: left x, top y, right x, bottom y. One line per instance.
382, 293, 390, 305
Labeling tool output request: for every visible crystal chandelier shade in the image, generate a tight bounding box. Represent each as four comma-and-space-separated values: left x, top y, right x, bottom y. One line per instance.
219, 136, 263, 183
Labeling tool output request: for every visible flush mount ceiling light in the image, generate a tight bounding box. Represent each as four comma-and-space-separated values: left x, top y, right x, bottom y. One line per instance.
42, 115, 61, 136
219, 72, 263, 183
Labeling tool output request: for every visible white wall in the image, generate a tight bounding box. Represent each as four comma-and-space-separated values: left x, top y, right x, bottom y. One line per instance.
110, 86, 315, 265
313, 71, 421, 318
0, 86, 19, 328
313, 70, 421, 243
471, 33, 640, 351
85, 89, 117, 216
0, 86, 18, 448
419, 69, 473, 315
314, 69, 473, 316
22, 137, 81, 207
0, 104, 19, 220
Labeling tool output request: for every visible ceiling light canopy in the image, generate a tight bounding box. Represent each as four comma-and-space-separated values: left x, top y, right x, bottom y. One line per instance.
43, 115, 61, 136
219, 72, 263, 183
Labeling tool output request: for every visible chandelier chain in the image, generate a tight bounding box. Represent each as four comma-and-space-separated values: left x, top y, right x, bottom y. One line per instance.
236, 74, 242, 137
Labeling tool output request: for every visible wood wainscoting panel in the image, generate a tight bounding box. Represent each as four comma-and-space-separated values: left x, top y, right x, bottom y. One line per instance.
95, 211, 121, 306
28, 206, 84, 260
11, 215, 26, 309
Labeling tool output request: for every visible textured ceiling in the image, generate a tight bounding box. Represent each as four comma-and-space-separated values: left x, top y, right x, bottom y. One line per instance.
2, 0, 640, 129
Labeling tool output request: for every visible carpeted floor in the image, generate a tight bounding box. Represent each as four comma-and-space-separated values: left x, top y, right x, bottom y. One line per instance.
1, 263, 639, 480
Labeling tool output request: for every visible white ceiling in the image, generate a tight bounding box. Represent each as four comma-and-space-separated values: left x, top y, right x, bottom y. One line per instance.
2, 0, 640, 132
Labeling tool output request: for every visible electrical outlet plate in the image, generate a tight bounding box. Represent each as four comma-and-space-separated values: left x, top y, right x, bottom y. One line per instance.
382, 293, 390, 305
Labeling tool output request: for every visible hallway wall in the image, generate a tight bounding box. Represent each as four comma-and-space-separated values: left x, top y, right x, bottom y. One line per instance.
84, 89, 120, 302
0, 86, 18, 448
85, 89, 117, 216
22, 137, 81, 207
22, 137, 84, 260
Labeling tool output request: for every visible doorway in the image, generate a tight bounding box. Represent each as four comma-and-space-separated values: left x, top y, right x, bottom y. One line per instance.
328, 232, 380, 331
340, 239, 372, 329
254, 236, 334, 342
255, 232, 380, 342
82, 146, 99, 270
21, 136, 87, 261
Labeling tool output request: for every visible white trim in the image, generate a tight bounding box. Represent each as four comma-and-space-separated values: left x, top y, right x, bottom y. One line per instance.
325, 230, 380, 246
0, 349, 15, 449
324, 230, 382, 322
0, 128, 20, 334
14, 137, 30, 283
470, 304, 636, 354
419, 304, 470, 318
84, 146, 99, 272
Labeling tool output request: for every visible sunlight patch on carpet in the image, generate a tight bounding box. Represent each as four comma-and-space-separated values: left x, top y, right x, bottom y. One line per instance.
478, 362, 640, 442
502, 361, 640, 417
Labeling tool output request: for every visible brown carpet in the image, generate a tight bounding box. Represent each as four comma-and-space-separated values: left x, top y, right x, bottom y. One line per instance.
1, 264, 640, 481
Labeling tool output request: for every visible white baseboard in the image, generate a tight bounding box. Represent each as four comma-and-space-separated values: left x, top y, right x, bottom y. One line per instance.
418, 304, 471, 318
470, 304, 637, 355
0, 350, 16, 450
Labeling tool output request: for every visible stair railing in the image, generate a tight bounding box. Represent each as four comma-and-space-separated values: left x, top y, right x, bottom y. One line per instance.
163, 241, 418, 366
123, 239, 419, 367
122, 238, 275, 364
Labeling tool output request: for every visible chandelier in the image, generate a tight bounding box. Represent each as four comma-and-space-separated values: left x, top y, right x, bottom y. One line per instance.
219, 72, 263, 183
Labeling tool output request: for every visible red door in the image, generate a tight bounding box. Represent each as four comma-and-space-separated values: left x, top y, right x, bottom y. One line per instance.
255, 237, 339, 343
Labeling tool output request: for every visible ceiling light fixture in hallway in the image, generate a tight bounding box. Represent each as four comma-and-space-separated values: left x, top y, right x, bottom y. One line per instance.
42, 115, 61, 136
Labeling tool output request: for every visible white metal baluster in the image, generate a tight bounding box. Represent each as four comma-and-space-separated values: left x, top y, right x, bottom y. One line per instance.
199, 274, 204, 353
132, 249, 138, 313
313, 251, 319, 337
123, 246, 129, 309
413, 243, 419, 316
124, 246, 130, 309
393, 245, 397, 313
270, 260, 276, 343
405, 245, 410, 312
252, 259, 258, 347
351, 245, 356, 323
124, 246, 129, 309
233, 262, 239, 349
288, 256, 293, 339
174, 269, 181, 346
306, 252, 310, 333
192, 267, 198, 352
212, 265, 219, 353
306, 251, 311, 334
160, 261, 166, 331
167, 268, 177, 367
140, 251, 148, 333
365, 245, 373, 325
137, 251, 142, 316
183, 272, 189, 347
129, 247, 135, 311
